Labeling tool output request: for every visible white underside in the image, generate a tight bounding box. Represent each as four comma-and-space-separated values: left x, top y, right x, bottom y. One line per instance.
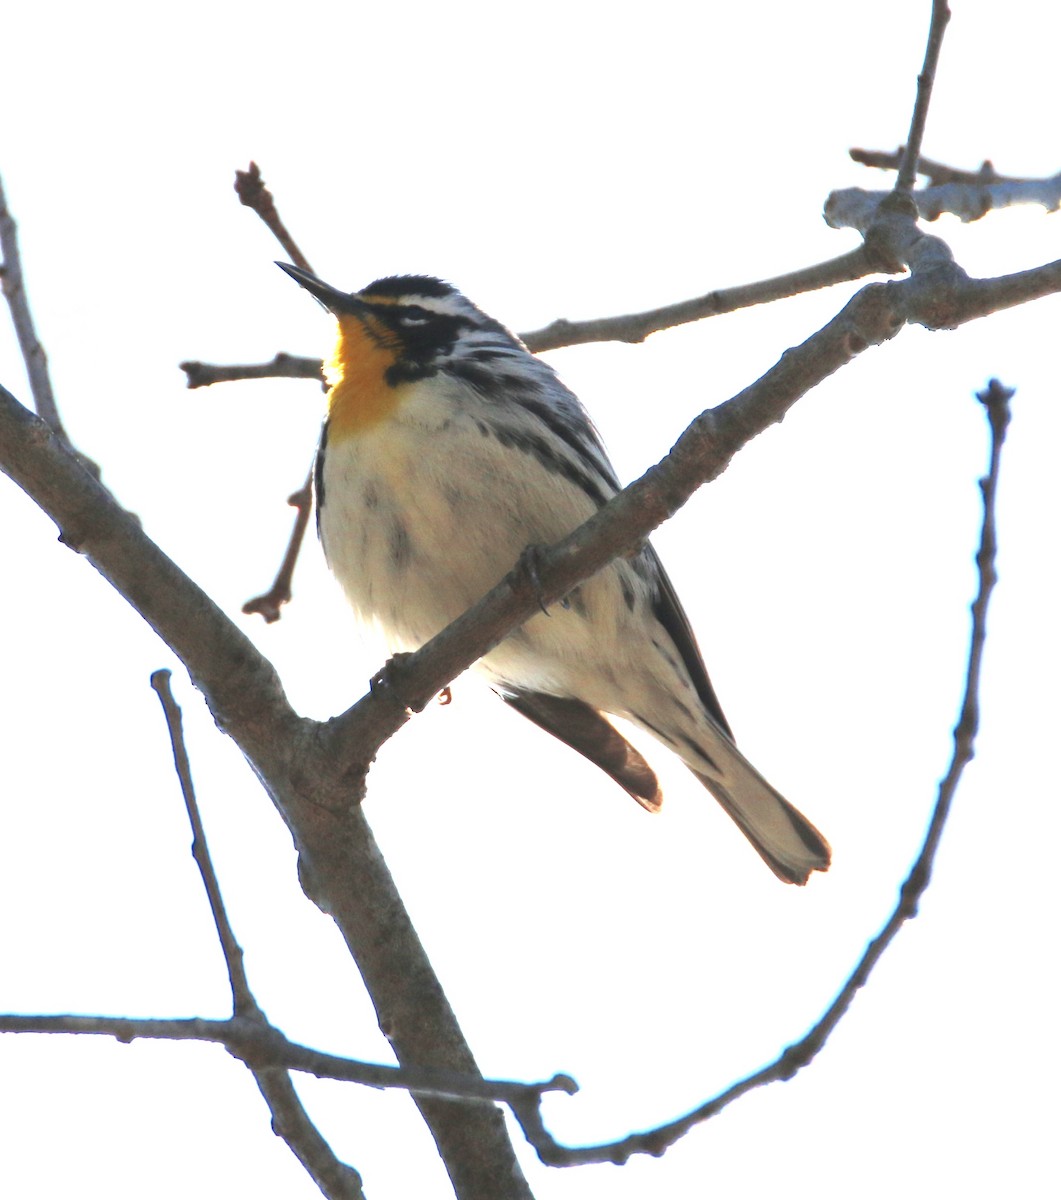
320, 378, 671, 710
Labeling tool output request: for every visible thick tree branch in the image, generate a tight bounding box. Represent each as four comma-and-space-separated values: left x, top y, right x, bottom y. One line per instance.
827, 175, 1061, 227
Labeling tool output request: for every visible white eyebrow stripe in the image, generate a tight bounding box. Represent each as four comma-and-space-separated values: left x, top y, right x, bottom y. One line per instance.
363, 292, 472, 319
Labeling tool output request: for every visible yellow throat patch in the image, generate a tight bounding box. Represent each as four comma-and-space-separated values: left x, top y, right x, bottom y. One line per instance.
324, 312, 404, 439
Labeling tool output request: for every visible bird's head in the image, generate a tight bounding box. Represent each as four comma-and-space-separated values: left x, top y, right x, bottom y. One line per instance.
277, 263, 513, 385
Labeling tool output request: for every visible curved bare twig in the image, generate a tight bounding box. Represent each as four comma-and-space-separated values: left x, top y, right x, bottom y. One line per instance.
510, 378, 1012, 1165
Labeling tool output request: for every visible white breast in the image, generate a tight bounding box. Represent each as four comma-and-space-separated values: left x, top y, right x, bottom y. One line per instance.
317, 375, 655, 699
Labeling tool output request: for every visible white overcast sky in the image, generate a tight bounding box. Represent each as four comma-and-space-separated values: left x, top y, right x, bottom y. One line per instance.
1, 2, 1059, 1198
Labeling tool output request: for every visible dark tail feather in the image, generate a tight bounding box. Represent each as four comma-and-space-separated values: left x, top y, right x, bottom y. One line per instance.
499, 690, 662, 812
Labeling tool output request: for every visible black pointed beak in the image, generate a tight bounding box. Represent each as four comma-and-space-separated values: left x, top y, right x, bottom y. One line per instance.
276, 262, 360, 314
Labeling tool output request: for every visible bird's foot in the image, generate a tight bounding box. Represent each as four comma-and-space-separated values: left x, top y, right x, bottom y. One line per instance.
517, 544, 570, 614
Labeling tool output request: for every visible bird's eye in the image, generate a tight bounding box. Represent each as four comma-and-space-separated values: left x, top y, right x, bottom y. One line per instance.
398, 307, 431, 326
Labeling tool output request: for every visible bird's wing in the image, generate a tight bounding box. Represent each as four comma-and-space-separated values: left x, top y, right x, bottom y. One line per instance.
498, 690, 662, 812
645, 546, 734, 740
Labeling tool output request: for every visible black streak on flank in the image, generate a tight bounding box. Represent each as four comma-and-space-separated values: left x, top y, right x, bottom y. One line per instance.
447, 359, 496, 394
485, 423, 611, 509
447, 360, 620, 503
518, 395, 621, 490
389, 519, 412, 570
314, 419, 329, 524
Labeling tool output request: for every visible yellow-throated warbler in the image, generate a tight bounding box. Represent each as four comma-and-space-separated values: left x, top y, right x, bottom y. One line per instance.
279, 264, 830, 884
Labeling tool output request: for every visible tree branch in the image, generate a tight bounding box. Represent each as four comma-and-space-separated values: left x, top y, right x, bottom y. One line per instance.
234, 162, 315, 275
827, 173, 1061, 227
851, 147, 1039, 186
252, 1070, 366, 1200
180, 352, 324, 389
895, 0, 951, 193
0, 175, 67, 441
151, 668, 366, 1198
0, 1011, 574, 1110
520, 248, 880, 351
240, 469, 315, 623
0, 174, 103, 481
179, 246, 884, 393
151, 670, 259, 1016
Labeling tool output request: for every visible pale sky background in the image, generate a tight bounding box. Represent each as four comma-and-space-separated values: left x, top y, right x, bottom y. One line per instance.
2, 2, 1058, 1198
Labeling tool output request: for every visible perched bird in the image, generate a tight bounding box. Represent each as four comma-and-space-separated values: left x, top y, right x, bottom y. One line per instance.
279, 263, 830, 884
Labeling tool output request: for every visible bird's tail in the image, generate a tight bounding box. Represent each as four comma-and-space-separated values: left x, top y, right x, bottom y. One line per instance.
688, 743, 831, 885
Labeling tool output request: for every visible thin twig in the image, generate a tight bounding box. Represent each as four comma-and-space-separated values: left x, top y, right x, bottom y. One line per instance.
252, 1070, 366, 1200
179, 247, 883, 392
150, 670, 259, 1016
0, 176, 64, 438
522, 248, 878, 350
150, 669, 366, 1198
0, 1011, 576, 1109
0, 174, 86, 465
511, 378, 1012, 1165
896, 1, 952, 193
207, 166, 324, 621
234, 163, 314, 274
852, 149, 1020, 187
181, 352, 323, 389
242, 470, 315, 622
